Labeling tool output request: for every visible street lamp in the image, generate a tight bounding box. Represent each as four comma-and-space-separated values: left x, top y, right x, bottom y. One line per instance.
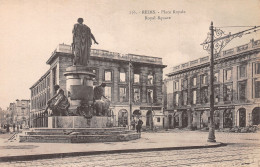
128, 60, 133, 130
207, 22, 216, 142
147, 89, 154, 130
201, 22, 260, 142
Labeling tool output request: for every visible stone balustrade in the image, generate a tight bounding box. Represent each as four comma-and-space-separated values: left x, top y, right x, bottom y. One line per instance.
52, 44, 162, 65
169, 39, 260, 74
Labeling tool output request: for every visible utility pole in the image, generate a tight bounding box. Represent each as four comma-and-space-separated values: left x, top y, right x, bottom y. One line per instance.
208, 22, 216, 142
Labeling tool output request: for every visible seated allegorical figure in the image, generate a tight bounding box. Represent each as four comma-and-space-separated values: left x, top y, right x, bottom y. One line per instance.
93, 83, 110, 116
44, 85, 70, 116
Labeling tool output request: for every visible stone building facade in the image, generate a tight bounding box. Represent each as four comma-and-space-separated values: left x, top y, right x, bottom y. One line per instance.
5, 100, 30, 128
30, 44, 166, 129
164, 39, 260, 130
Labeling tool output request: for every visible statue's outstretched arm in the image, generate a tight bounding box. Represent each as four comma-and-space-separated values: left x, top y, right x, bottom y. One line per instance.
91, 33, 99, 44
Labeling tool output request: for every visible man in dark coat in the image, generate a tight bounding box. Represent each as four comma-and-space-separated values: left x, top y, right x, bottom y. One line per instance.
136, 118, 143, 133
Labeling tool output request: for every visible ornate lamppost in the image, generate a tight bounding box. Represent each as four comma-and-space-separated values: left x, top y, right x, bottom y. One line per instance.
201, 22, 260, 142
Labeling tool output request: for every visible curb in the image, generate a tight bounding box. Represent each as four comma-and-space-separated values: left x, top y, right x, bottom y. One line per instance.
0, 143, 226, 162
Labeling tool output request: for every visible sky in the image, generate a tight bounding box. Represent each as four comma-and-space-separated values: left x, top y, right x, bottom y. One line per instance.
0, 0, 259, 109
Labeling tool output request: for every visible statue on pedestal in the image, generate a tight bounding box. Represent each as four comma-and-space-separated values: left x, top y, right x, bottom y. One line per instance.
67, 18, 109, 117
44, 85, 70, 116
93, 83, 111, 116
72, 18, 99, 66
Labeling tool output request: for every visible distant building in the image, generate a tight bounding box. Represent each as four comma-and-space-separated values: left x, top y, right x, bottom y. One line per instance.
164, 39, 260, 129
6, 103, 15, 125
6, 100, 30, 128
0, 107, 7, 127
30, 44, 166, 129
15, 99, 30, 128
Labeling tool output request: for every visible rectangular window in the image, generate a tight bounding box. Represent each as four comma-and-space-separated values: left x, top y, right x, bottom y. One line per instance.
183, 91, 188, 105
201, 75, 207, 85
104, 71, 112, 81
192, 77, 197, 86
134, 74, 140, 83
239, 66, 246, 78
175, 93, 179, 105
52, 66, 57, 87
255, 63, 260, 74
224, 84, 233, 101
157, 118, 161, 122
214, 86, 220, 103
238, 81, 246, 101
255, 80, 260, 98
201, 87, 208, 103
120, 72, 126, 82
105, 86, 112, 101
225, 69, 232, 81
147, 89, 153, 103
182, 79, 188, 89
214, 73, 219, 82
192, 90, 197, 104
47, 76, 50, 87
134, 88, 140, 103
174, 81, 179, 91
147, 75, 153, 85
119, 87, 126, 102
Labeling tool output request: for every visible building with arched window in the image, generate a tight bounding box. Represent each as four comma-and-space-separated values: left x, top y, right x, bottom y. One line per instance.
164, 39, 260, 129
30, 44, 166, 129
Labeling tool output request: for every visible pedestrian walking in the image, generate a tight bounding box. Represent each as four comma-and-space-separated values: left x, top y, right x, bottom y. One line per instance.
136, 118, 143, 133
131, 119, 136, 130
13, 124, 15, 132
6, 124, 10, 133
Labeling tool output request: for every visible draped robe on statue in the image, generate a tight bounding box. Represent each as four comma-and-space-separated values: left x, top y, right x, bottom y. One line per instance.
72, 23, 92, 66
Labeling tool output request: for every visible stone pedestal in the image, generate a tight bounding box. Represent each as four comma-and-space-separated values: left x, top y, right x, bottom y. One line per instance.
64, 65, 95, 113
48, 116, 112, 128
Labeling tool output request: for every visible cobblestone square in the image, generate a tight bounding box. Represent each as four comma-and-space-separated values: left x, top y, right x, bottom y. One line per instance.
0, 131, 259, 167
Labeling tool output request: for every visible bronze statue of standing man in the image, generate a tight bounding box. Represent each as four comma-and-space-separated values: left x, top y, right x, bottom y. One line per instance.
72, 18, 99, 66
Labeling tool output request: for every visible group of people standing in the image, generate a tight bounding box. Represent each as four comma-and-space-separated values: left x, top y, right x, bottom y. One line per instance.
3, 124, 22, 133
132, 118, 143, 133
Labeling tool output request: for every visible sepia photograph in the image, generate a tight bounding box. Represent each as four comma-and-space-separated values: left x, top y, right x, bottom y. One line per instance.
0, 0, 260, 166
